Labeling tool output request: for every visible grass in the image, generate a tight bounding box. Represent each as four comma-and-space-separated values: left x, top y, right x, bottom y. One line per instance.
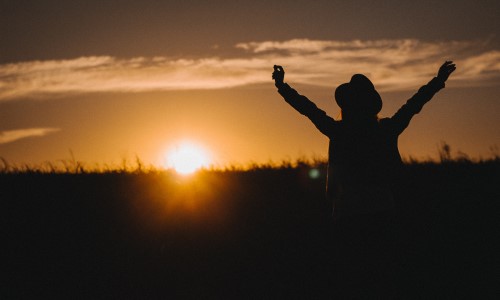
1, 149, 498, 298
1, 142, 498, 174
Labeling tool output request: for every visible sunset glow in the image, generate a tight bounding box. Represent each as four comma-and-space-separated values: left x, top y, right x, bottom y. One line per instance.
0, 1, 499, 167
166, 142, 210, 175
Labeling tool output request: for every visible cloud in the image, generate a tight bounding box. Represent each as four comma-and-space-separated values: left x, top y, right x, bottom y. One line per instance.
0, 128, 60, 144
1, 39, 499, 100
236, 39, 500, 90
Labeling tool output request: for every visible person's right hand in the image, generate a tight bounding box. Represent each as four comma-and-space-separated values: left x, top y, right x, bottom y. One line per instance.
272, 65, 285, 84
437, 61, 456, 82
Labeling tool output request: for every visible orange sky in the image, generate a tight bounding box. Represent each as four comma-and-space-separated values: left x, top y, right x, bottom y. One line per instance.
1, 1, 499, 168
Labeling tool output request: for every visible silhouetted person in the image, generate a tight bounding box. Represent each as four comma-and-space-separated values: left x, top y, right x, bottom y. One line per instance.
272, 61, 456, 296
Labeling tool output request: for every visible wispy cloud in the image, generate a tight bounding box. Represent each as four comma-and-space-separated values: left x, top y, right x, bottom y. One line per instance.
1, 39, 499, 100
0, 128, 60, 144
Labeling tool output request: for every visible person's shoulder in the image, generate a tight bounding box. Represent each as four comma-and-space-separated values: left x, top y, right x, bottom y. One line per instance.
378, 117, 392, 125
377, 117, 396, 131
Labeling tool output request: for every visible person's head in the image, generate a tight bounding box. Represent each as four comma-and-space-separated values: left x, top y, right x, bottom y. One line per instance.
334, 74, 382, 121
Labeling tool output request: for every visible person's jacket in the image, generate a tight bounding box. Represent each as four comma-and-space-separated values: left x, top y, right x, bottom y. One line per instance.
276, 77, 445, 218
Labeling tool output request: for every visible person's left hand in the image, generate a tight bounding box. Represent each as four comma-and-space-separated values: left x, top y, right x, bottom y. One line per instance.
272, 65, 285, 84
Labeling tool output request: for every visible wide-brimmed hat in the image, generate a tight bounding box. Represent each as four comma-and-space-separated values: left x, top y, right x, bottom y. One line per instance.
334, 74, 382, 114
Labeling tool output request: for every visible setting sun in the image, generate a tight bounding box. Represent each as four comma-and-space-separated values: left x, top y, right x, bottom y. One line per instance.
166, 142, 210, 175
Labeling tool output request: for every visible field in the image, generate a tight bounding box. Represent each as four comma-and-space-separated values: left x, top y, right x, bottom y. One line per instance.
2, 160, 498, 298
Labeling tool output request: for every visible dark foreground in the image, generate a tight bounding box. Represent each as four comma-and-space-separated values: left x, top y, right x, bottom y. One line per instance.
2, 162, 498, 299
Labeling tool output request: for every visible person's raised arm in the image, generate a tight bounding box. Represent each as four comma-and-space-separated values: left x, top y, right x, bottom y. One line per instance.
272, 65, 338, 138
390, 61, 456, 135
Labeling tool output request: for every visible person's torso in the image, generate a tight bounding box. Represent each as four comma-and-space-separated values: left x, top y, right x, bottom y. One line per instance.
327, 119, 402, 215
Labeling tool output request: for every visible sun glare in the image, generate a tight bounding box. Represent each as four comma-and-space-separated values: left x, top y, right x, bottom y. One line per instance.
166, 142, 210, 175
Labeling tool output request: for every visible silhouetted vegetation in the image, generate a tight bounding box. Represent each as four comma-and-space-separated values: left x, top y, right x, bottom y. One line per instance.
1, 153, 498, 298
